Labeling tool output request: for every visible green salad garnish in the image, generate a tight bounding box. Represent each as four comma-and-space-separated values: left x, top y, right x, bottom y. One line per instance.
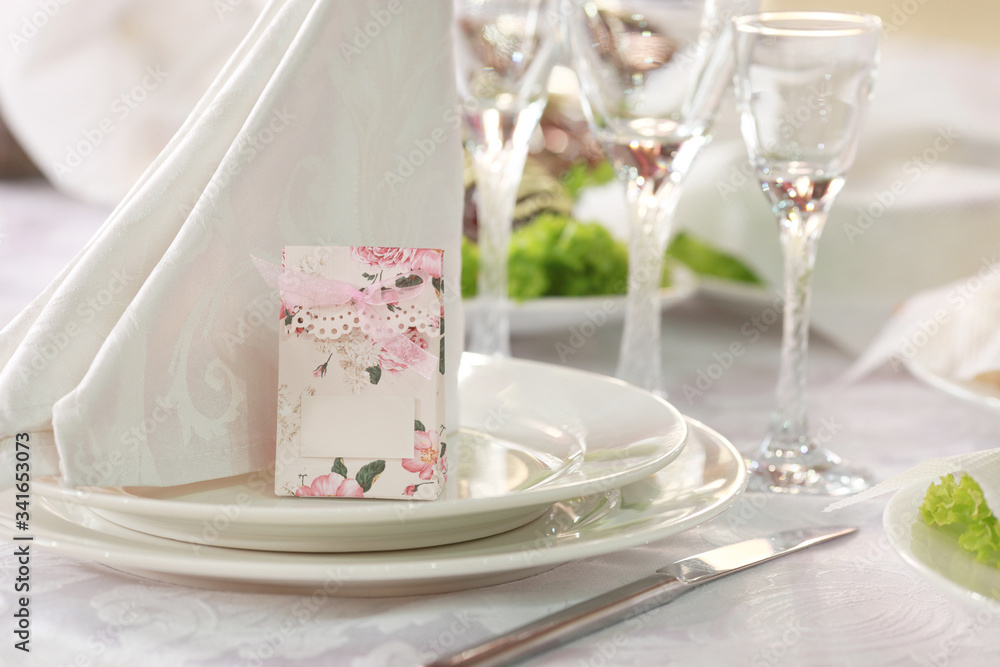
463, 213, 632, 301
561, 160, 617, 200
666, 232, 764, 286
921, 473, 1000, 567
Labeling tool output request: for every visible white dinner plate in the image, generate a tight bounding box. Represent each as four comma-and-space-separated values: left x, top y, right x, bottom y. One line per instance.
2, 418, 744, 596
463, 268, 696, 335
33, 354, 687, 552
696, 276, 778, 318
905, 359, 1000, 411
884, 478, 1000, 610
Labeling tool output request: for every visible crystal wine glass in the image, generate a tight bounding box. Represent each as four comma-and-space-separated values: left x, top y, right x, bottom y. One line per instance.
733, 12, 881, 494
453, 0, 558, 356
566, 0, 755, 395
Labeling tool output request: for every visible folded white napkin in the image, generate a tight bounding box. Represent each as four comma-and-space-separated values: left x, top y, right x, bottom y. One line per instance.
0, 0, 464, 488
826, 449, 1000, 515
844, 267, 1000, 386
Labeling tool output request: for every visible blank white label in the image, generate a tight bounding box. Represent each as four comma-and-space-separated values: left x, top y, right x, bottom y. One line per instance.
300, 395, 415, 460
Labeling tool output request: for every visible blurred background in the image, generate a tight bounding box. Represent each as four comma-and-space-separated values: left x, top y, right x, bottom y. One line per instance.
1, 0, 998, 351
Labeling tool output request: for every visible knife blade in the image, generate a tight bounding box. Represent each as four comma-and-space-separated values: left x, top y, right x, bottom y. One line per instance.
425, 525, 857, 667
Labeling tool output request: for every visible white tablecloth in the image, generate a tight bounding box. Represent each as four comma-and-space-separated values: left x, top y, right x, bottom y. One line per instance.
3, 181, 1000, 666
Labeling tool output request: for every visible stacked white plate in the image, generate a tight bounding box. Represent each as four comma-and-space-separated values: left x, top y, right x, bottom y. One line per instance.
3, 354, 747, 596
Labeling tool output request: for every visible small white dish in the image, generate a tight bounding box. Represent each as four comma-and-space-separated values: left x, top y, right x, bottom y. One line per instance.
463, 268, 696, 336
4, 418, 745, 596
34, 354, 687, 552
905, 359, 1000, 411
884, 478, 1000, 610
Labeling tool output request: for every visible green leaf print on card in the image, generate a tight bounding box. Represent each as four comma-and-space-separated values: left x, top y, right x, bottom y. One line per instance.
356, 460, 387, 492
331, 457, 348, 477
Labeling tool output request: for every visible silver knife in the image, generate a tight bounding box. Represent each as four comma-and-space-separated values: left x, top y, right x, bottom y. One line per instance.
426, 525, 857, 667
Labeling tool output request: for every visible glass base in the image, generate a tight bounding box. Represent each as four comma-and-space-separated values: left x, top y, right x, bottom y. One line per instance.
745, 435, 873, 496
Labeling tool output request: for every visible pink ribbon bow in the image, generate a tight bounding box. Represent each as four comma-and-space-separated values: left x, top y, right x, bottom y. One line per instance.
252, 256, 438, 379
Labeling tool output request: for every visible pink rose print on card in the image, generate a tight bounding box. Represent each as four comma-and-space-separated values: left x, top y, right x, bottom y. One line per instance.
351, 246, 414, 271
295, 472, 364, 498
409, 248, 443, 279
295, 458, 386, 498
351, 246, 443, 278
402, 430, 439, 480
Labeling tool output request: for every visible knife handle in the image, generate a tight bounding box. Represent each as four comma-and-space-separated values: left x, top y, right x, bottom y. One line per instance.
425, 574, 692, 667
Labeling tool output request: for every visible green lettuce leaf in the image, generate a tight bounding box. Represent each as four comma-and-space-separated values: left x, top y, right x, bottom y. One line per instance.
666, 232, 764, 285
561, 160, 616, 200
921, 473, 1000, 567
461, 237, 479, 298
462, 214, 635, 301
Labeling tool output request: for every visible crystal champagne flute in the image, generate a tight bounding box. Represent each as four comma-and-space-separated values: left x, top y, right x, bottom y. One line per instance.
733, 12, 881, 494
566, 0, 756, 395
453, 0, 558, 356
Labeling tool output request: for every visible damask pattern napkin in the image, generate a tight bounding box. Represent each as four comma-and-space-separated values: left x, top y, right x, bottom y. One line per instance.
0, 0, 464, 488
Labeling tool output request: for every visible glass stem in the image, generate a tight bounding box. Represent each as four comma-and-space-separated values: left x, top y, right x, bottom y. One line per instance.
616, 177, 680, 395
469, 152, 523, 356
767, 207, 826, 452
465, 104, 544, 357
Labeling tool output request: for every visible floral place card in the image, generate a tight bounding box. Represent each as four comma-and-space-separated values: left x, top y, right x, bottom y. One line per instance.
269, 246, 447, 500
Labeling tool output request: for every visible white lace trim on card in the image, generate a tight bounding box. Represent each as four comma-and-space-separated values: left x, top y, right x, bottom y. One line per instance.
287, 302, 439, 340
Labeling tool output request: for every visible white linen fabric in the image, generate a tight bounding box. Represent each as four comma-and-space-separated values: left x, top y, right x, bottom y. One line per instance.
0, 0, 464, 488
0, 0, 267, 206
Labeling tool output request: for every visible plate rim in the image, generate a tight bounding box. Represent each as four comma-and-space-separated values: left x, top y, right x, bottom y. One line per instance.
461, 265, 697, 323
33, 354, 688, 529
6, 417, 746, 587
696, 275, 776, 306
